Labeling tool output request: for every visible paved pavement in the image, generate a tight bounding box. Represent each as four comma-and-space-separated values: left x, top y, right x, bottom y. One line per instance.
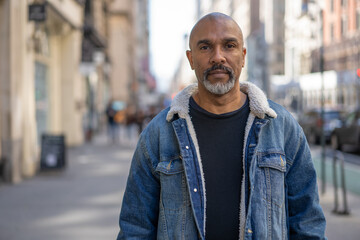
312, 146, 360, 239
0, 131, 137, 240
0, 131, 360, 239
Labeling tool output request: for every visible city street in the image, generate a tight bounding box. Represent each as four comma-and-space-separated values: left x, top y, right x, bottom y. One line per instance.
311, 145, 360, 239
0, 131, 137, 240
1, 133, 360, 240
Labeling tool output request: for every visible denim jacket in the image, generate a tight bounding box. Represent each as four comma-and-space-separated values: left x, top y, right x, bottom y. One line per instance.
117, 82, 327, 240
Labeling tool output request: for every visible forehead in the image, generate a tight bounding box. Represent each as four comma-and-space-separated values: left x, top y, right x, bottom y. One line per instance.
190, 17, 243, 47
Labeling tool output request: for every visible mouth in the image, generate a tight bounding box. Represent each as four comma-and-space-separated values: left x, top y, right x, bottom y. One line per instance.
203, 64, 234, 82
208, 70, 228, 75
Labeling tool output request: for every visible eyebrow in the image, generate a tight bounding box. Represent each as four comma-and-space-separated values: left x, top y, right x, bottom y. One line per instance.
196, 39, 211, 46
196, 38, 240, 47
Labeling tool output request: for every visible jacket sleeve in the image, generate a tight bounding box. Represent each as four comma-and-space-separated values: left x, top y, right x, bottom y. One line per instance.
117, 136, 160, 240
286, 129, 327, 240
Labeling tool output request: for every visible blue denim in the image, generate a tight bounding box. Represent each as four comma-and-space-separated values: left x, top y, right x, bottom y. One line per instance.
117, 83, 326, 240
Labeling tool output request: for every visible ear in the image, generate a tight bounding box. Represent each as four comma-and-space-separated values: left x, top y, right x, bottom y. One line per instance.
242, 48, 247, 67
186, 50, 195, 70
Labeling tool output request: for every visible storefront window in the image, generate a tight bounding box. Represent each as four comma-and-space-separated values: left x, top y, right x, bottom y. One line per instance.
35, 61, 49, 144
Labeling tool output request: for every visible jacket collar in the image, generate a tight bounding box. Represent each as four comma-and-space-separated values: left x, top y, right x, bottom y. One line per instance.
166, 81, 277, 122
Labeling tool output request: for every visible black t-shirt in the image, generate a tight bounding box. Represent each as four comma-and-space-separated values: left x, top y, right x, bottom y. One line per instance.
189, 96, 250, 240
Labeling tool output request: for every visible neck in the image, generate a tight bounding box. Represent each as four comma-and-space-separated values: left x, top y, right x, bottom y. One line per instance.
193, 82, 247, 114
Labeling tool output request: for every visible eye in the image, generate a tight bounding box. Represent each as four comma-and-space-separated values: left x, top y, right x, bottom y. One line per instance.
226, 43, 236, 49
200, 45, 210, 50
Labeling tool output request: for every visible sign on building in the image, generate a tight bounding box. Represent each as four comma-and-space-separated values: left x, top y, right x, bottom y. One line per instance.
28, 3, 47, 22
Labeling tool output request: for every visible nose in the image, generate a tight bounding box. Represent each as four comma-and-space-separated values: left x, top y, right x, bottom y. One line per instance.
210, 46, 226, 64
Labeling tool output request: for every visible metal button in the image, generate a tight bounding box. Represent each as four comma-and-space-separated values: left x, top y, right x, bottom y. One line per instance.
186, 146, 189, 149
247, 229, 253, 233
194, 188, 197, 192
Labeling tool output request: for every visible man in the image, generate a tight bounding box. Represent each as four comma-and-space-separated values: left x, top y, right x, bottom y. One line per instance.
117, 12, 326, 240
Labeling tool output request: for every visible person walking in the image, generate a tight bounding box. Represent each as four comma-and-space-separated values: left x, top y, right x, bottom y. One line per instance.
106, 100, 118, 143
117, 12, 326, 239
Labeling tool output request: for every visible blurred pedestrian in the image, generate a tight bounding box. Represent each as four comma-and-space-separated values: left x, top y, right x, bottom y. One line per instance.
105, 100, 118, 143
117, 12, 326, 239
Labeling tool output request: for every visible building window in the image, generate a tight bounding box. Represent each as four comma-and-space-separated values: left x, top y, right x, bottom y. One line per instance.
341, 17, 347, 37
35, 61, 49, 144
341, 0, 347, 7
330, 23, 334, 42
357, 11, 360, 30
331, 0, 334, 12
302, 0, 308, 14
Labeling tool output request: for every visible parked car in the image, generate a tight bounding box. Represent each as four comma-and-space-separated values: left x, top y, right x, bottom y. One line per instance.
331, 109, 360, 150
298, 109, 343, 144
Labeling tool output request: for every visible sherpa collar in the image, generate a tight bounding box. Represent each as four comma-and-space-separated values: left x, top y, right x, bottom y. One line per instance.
166, 81, 277, 122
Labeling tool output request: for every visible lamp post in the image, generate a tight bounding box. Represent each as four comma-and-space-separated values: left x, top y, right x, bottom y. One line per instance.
320, 11, 326, 194
315, 2, 326, 195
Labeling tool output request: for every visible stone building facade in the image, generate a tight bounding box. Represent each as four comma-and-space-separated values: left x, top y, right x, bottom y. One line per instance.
0, 0, 85, 183
0, 0, 153, 183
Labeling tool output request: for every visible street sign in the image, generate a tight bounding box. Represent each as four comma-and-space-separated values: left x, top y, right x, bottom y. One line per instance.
357, 68, 360, 78
28, 3, 47, 22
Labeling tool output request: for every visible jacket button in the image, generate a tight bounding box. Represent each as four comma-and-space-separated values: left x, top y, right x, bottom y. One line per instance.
193, 188, 197, 192
186, 146, 189, 149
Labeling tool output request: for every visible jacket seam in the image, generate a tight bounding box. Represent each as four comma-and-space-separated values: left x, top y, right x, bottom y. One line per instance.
140, 137, 160, 179
286, 128, 303, 167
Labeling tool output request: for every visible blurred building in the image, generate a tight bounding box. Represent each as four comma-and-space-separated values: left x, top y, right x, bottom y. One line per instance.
170, 34, 196, 96
80, 0, 111, 141
0, 0, 154, 183
274, 0, 360, 113
0, 0, 85, 183
245, 0, 268, 93
107, 0, 156, 112
272, 0, 320, 111
319, 0, 360, 110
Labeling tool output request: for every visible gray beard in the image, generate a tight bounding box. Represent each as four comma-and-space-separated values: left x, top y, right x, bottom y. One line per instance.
202, 75, 236, 95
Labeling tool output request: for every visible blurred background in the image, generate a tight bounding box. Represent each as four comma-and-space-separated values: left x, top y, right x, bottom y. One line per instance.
1, 0, 360, 239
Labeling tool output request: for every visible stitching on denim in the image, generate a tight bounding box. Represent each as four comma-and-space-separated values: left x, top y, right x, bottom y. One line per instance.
159, 196, 170, 239
140, 137, 160, 178
181, 173, 186, 240
265, 168, 272, 239
257, 151, 285, 157
160, 155, 182, 162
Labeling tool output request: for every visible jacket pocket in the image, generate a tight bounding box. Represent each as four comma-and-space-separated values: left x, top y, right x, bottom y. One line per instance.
257, 152, 286, 208
156, 157, 188, 213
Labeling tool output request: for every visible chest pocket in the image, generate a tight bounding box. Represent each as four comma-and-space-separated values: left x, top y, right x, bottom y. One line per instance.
156, 157, 188, 213
257, 152, 286, 209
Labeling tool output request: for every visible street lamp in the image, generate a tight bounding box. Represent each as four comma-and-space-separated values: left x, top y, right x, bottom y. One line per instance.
319, 8, 326, 195
310, 0, 326, 194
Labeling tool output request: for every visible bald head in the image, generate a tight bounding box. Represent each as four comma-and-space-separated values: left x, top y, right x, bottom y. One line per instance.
185, 12, 247, 96
189, 12, 244, 50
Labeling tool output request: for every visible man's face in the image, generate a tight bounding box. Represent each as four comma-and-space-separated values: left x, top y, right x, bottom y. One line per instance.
186, 16, 246, 95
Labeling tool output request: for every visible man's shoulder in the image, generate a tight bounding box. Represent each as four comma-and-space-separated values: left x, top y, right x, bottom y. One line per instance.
142, 107, 172, 135
149, 107, 171, 125
267, 100, 299, 125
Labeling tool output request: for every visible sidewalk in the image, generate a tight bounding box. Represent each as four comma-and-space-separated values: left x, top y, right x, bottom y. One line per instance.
0, 131, 137, 240
312, 146, 360, 239
1, 131, 360, 239
319, 183, 360, 239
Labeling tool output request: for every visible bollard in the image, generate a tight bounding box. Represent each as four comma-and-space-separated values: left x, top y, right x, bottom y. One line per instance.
332, 150, 350, 215
332, 153, 339, 213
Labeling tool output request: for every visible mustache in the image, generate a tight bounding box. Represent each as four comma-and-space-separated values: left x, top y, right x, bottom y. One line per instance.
203, 64, 234, 78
